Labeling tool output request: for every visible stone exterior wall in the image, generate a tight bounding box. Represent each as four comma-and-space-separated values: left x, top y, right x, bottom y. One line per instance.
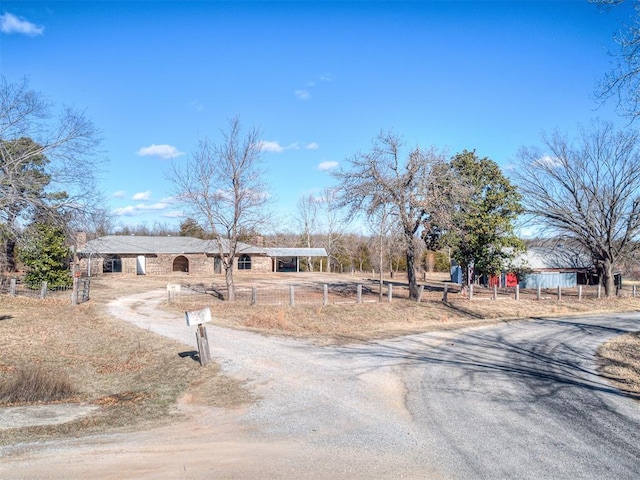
239, 255, 272, 273
78, 253, 278, 276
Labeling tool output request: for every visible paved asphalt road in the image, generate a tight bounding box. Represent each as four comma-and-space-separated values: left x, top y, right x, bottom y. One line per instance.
387, 313, 640, 479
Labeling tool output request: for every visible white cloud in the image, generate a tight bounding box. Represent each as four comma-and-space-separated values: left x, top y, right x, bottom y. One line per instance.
114, 206, 137, 217
534, 155, 563, 169
132, 191, 152, 201
162, 210, 185, 218
0, 13, 44, 36
259, 141, 299, 153
189, 100, 204, 112
112, 190, 126, 199
259, 141, 285, 153
136, 144, 185, 160
294, 74, 334, 101
114, 202, 170, 217
144, 202, 169, 210
294, 89, 311, 100
305, 142, 319, 150
318, 161, 339, 171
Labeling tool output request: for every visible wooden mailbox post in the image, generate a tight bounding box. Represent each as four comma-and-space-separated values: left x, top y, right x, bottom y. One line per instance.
185, 307, 212, 366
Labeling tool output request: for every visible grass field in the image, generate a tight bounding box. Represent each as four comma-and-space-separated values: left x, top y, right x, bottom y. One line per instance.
0, 272, 638, 446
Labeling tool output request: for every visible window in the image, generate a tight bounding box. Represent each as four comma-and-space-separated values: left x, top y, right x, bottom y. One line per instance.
238, 254, 251, 270
103, 255, 122, 273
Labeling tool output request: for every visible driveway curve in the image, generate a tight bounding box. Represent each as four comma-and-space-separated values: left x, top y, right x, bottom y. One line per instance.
1, 290, 639, 479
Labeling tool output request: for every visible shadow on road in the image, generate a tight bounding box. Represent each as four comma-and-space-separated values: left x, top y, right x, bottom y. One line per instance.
324, 316, 640, 401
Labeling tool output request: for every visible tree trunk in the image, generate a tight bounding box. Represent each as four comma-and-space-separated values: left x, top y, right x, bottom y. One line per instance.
225, 263, 235, 301
5, 238, 16, 272
602, 259, 616, 298
406, 243, 419, 300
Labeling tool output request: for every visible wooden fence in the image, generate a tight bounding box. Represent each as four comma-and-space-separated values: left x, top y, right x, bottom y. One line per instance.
169, 280, 640, 306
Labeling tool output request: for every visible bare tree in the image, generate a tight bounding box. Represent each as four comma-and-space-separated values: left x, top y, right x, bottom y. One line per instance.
168, 117, 270, 300
296, 193, 319, 271
316, 188, 346, 272
0, 77, 106, 270
367, 204, 391, 300
333, 131, 452, 300
515, 120, 640, 297
591, 0, 640, 119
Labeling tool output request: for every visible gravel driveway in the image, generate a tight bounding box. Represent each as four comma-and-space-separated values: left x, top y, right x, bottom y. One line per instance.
2, 290, 639, 479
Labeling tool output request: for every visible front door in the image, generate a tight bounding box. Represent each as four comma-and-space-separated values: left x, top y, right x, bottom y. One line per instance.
136, 255, 146, 275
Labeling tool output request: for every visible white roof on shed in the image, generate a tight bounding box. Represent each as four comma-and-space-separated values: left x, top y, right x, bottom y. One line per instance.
516, 246, 592, 270
265, 247, 327, 257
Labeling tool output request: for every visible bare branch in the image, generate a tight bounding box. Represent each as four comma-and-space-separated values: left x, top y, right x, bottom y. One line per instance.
333, 131, 451, 299
168, 116, 272, 300
515, 119, 640, 296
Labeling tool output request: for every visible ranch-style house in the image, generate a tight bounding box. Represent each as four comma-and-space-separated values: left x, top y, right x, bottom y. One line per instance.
76, 235, 328, 276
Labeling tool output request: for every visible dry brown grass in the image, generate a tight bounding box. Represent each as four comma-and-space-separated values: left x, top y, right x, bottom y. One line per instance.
1, 271, 639, 447
597, 332, 640, 396
0, 365, 77, 404
0, 292, 250, 446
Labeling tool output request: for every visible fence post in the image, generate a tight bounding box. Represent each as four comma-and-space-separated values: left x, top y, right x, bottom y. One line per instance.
357, 284, 362, 304
493, 285, 498, 301
469, 284, 474, 300
634, 285, 637, 298
537, 285, 541, 301
578, 285, 582, 301
71, 276, 78, 305
597, 284, 602, 299
10, 278, 16, 297
251, 286, 257, 306
557, 285, 562, 301
40, 281, 47, 299
417, 285, 424, 303
387, 283, 393, 302
442, 284, 448, 302
289, 285, 295, 306
515, 285, 519, 301
323, 284, 328, 306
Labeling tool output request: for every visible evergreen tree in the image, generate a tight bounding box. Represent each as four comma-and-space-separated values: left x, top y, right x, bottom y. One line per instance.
425, 150, 524, 283
20, 223, 72, 288
179, 217, 207, 238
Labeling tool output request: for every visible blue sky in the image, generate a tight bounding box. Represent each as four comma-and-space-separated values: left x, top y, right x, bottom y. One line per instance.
0, 1, 634, 233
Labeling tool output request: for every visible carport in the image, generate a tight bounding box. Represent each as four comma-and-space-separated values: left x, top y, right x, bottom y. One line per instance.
266, 248, 328, 273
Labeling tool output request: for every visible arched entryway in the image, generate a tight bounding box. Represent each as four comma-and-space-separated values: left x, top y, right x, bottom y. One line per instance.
173, 255, 189, 273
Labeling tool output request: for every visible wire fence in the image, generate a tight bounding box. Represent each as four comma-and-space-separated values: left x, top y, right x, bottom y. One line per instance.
169, 281, 384, 306
0, 276, 90, 304
168, 279, 640, 307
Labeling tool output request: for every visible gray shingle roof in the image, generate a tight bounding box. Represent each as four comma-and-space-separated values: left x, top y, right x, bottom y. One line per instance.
77, 236, 207, 255
77, 235, 327, 257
